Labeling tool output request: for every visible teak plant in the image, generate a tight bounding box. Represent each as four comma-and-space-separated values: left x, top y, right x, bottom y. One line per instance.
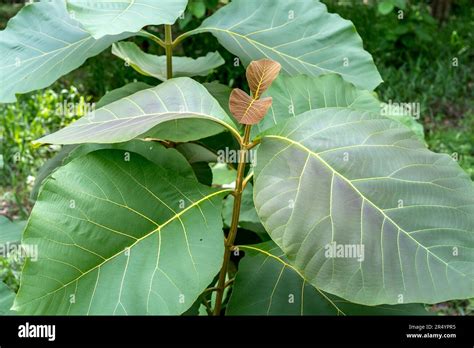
0, 0, 473, 316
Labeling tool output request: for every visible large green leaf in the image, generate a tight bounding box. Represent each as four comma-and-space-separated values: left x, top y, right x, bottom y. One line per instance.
186, 0, 382, 90
66, 0, 187, 39
35, 77, 239, 145
14, 149, 230, 314
254, 108, 474, 305
0, 1, 131, 103
255, 73, 380, 135
227, 241, 427, 315
112, 42, 224, 81
0, 282, 15, 315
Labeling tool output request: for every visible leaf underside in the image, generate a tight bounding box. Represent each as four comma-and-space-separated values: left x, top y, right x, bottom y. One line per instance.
254, 108, 474, 305
35, 77, 237, 145
0, 1, 131, 103
112, 41, 225, 81
192, 0, 382, 90
67, 0, 187, 39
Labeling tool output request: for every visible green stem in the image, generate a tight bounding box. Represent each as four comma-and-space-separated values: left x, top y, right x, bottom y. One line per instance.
213, 125, 252, 315
164, 25, 173, 79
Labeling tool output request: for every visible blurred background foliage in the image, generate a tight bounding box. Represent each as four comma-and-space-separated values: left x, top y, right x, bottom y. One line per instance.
0, 0, 472, 314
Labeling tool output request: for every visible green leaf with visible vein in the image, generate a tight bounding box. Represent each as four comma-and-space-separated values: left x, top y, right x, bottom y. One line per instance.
227, 241, 427, 315
35, 77, 239, 145
254, 108, 474, 305
112, 42, 224, 81
187, 0, 382, 90
14, 149, 230, 314
0, 1, 131, 103
67, 0, 187, 39
255, 73, 380, 135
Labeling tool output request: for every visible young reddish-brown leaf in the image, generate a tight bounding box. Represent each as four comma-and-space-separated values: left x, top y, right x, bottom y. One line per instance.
229, 88, 272, 125
246, 59, 281, 99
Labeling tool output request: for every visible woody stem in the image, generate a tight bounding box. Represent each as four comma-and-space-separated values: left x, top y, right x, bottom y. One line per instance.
213, 125, 252, 315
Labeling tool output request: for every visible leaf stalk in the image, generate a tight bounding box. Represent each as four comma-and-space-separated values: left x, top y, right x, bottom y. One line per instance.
138, 30, 166, 48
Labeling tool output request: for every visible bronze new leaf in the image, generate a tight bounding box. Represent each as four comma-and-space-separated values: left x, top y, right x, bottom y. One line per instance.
246, 59, 281, 99
229, 88, 273, 125
229, 59, 281, 125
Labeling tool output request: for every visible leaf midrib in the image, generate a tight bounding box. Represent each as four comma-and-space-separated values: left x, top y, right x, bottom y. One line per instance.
36, 112, 240, 144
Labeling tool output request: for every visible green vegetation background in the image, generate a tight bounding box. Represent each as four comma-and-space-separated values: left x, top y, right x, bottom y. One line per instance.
0, 0, 472, 315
